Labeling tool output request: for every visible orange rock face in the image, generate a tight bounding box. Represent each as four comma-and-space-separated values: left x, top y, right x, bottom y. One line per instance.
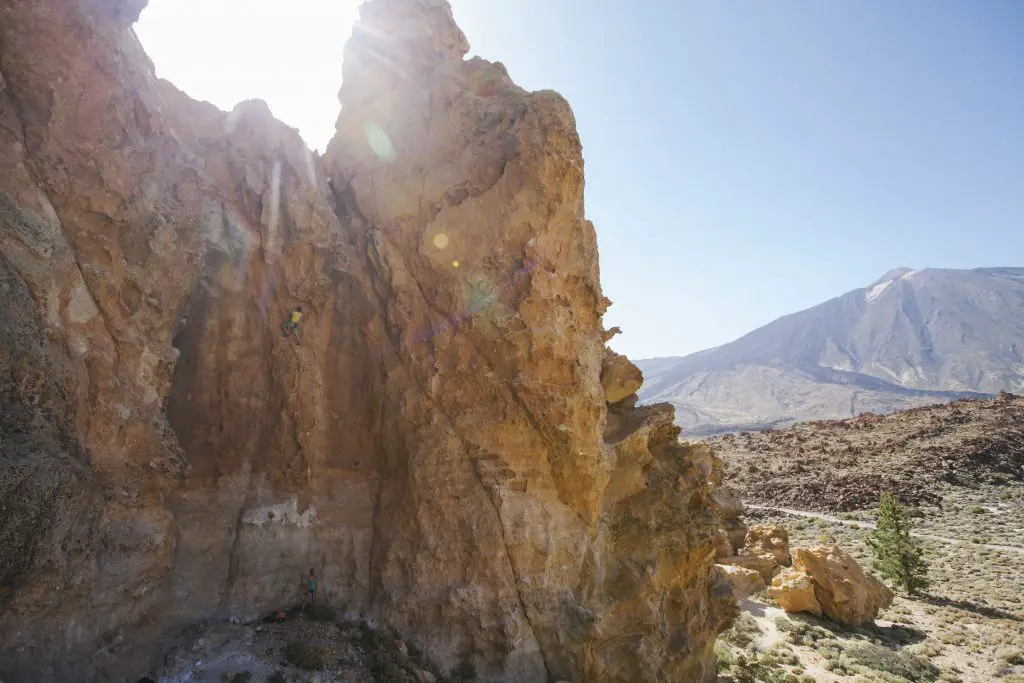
768, 545, 893, 625
743, 523, 791, 566
769, 567, 823, 616
0, 0, 732, 681
789, 546, 894, 626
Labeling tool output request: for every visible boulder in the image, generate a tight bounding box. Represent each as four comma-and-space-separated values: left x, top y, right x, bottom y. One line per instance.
601, 349, 643, 404
769, 567, 822, 616
743, 524, 791, 566
715, 564, 766, 601
719, 553, 779, 583
790, 545, 894, 625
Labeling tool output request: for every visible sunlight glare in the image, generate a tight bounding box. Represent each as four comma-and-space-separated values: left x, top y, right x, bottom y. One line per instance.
133, 0, 361, 151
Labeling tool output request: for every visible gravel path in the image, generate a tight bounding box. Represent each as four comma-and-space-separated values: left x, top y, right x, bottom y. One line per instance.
746, 504, 1024, 555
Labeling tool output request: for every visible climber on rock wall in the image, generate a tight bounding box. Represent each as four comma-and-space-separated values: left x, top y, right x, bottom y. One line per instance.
281, 305, 303, 340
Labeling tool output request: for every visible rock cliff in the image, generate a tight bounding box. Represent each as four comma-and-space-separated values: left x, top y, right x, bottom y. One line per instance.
0, 0, 731, 681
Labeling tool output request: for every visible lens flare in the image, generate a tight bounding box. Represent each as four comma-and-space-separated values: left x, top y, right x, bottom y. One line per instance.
433, 232, 449, 249
363, 122, 395, 163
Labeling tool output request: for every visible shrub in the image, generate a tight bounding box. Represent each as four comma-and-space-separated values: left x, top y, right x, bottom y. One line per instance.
727, 653, 790, 683
228, 674, 252, 683
283, 641, 328, 671
845, 642, 940, 682
715, 642, 737, 670
268, 673, 286, 683
722, 612, 763, 648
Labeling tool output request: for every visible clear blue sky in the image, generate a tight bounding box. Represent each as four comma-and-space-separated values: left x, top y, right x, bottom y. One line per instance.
136, 0, 1024, 359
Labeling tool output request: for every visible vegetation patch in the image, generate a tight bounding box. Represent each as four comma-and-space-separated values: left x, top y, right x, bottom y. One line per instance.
845, 642, 940, 682
722, 612, 763, 648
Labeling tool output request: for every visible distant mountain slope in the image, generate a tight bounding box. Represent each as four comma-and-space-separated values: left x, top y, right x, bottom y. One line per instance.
706, 393, 1024, 511
638, 267, 1024, 436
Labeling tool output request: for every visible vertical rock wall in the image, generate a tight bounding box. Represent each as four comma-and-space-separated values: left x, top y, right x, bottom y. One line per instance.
0, 0, 731, 680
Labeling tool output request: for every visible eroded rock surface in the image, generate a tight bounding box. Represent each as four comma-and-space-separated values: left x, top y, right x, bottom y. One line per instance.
743, 523, 791, 567
771, 546, 893, 625
768, 568, 822, 616
0, 0, 730, 681
714, 564, 765, 602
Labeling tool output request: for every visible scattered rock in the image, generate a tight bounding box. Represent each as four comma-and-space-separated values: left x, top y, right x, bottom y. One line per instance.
707, 394, 1024, 512
719, 553, 779, 583
715, 564, 766, 601
791, 545, 893, 625
769, 567, 822, 616
768, 545, 893, 625
743, 523, 790, 566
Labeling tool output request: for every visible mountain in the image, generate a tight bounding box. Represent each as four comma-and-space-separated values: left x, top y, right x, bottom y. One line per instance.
637, 267, 1024, 436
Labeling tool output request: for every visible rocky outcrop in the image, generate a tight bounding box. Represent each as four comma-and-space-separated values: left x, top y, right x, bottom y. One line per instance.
715, 489, 746, 551
601, 349, 644, 404
717, 522, 788, 583
768, 568, 821, 616
718, 553, 779, 584
714, 529, 735, 559
743, 524, 791, 567
715, 564, 765, 602
0, 0, 730, 681
769, 546, 893, 625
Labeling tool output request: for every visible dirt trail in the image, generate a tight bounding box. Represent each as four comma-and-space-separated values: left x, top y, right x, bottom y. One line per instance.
746, 505, 1024, 555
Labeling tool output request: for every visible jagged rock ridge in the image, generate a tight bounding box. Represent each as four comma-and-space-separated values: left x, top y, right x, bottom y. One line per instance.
638, 267, 1024, 436
0, 1, 731, 681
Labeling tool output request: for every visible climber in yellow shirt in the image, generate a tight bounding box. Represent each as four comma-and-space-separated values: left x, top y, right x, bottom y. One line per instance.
281, 305, 303, 339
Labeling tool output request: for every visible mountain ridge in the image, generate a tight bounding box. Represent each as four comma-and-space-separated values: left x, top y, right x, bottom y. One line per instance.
637, 266, 1024, 436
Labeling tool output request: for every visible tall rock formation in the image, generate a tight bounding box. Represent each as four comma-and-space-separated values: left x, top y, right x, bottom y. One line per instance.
0, 1, 731, 681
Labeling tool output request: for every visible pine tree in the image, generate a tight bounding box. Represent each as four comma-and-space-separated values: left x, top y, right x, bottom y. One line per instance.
867, 491, 929, 596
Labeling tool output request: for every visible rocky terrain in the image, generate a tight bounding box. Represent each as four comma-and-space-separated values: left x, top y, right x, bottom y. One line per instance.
708, 393, 1024, 511
708, 394, 1024, 682
724, 497, 1024, 683
0, 1, 732, 681
638, 267, 1024, 436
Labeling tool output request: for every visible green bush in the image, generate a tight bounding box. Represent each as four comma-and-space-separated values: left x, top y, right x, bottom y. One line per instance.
283, 641, 328, 671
